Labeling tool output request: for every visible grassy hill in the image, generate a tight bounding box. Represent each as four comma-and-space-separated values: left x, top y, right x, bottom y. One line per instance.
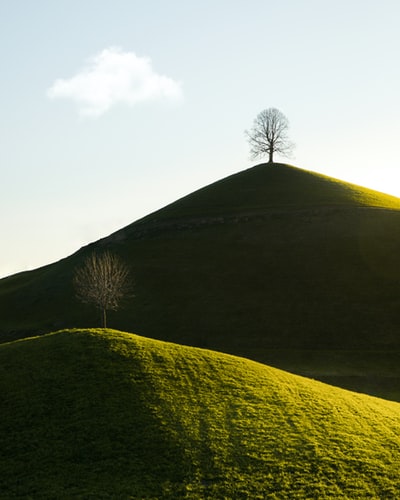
1, 328, 400, 498
2, 163, 400, 400
134, 161, 400, 221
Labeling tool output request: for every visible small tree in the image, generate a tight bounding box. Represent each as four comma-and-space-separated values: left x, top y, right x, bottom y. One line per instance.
73, 251, 133, 328
245, 107, 294, 163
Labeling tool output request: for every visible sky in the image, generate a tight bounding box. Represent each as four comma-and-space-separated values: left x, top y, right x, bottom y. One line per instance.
1, 0, 400, 278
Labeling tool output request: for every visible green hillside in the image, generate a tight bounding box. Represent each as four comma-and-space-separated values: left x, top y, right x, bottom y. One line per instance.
1, 329, 400, 499
136, 162, 400, 221
2, 163, 400, 400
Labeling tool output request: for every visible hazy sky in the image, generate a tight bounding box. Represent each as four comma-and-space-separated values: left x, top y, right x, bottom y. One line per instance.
2, 1, 400, 278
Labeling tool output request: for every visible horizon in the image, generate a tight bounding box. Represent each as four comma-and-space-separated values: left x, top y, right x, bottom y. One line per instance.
2, 1, 400, 278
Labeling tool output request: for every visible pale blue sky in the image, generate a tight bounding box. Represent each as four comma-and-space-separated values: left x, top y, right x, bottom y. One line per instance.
1, 0, 400, 277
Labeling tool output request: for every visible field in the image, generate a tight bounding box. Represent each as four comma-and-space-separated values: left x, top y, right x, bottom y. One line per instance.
1, 329, 400, 498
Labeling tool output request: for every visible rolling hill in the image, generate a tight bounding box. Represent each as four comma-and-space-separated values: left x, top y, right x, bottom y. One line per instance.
1, 328, 400, 498
2, 163, 400, 399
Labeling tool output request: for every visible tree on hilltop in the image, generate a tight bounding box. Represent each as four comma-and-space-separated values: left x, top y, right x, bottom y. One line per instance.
245, 107, 294, 163
73, 251, 133, 328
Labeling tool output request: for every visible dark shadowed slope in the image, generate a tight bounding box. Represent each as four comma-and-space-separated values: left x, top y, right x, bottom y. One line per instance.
1, 329, 400, 498
1, 164, 400, 400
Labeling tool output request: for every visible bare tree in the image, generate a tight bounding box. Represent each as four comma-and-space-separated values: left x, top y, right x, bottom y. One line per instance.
73, 251, 133, 328
245, 108, 294, 163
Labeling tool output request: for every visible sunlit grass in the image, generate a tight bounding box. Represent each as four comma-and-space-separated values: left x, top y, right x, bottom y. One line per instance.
1, 329, 400, 498
2, 163, 400, 402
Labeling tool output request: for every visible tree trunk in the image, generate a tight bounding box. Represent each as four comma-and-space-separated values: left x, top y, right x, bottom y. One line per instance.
102, 308, 107, 329
268, 150, 274, 163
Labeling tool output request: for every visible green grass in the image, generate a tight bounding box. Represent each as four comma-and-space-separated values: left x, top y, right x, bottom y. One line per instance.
1, 328, 400, 498
2, 163, 400, 401
138, 163, 400, 220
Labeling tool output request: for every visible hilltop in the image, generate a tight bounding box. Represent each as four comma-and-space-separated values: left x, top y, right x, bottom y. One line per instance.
1, 163, 400, 399
1, 328, 400, 498
137, 162, 400, 220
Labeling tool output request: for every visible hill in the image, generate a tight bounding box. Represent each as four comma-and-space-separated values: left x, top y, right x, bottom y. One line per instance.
1, 328, 400, 498
1, 163, 400, 400
134, 161, 400, 220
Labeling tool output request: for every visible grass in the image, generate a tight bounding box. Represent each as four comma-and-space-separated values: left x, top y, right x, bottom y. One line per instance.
138, 163, 400, 220
1, 328, 400, 498
2, 163, 400, 401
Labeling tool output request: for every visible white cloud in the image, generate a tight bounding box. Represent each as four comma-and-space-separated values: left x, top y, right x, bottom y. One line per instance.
47, 47, 183, 117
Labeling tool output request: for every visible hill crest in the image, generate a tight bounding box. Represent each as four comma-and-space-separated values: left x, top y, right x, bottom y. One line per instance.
101, 163, 400, 243
138, 162, 400, 220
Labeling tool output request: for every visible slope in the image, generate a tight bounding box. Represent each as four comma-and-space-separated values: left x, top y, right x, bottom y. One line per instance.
136, 162, 400, 221
1, 328, 400, 499
1, 164, 400, 400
